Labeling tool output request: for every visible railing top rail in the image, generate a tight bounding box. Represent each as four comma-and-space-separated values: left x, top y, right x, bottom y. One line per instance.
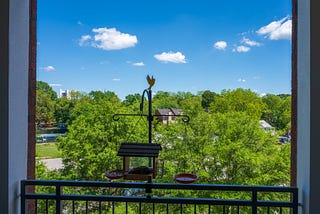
21, 179, 297, 193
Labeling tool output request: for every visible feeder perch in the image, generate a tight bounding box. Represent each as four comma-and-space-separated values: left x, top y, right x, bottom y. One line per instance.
117, 142, 162, 182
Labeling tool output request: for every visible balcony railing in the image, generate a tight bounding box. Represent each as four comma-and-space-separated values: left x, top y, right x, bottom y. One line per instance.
21, 180, 298, 214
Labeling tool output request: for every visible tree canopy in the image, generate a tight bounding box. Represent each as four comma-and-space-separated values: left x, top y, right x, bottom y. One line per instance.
34, 86, 290, 185
36, 83, 292, 212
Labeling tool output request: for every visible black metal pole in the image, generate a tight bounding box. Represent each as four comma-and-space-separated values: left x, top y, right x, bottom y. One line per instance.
148, 89, 153, 144
147, 89, 153, 168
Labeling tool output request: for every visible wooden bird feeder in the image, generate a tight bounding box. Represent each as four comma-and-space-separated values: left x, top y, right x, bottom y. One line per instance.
108, 76, 189, 182
117, 142, 162, 182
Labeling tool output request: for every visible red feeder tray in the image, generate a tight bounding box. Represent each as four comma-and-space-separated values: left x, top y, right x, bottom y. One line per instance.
105, 169, 124, 180
174, 173, 198, 184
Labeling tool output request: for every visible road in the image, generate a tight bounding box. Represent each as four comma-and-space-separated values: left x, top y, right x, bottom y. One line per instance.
41, 158, 63, 170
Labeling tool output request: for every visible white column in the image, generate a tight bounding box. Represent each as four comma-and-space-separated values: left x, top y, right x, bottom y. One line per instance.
0, 0, 29, 213
297, 0, 320, 213
9, 0, 30, 212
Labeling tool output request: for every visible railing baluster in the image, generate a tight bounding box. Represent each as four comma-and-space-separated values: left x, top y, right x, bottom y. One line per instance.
112, 201, 115, 214
153, 203, 155, 214
194, 204, 196, 214
139, 202, 142, 214
85, 200, 88, 214
35, 199, 38, 214
167, 203, 169, 214
45, 199, 48, 214
208, 204, 210, 214
99, 201, 102, 214
223, 205, 226, 214
72, 200, 75, 214
180, 203, 183, 214
55, 183, 61, 214
252, 190, 257, 214
126, 202, 128, 214
20, 181, 26, 214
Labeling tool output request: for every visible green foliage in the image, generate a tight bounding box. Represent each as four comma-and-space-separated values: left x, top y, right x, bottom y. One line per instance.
209, 88, 265, 119
89, 90, 120, 102
36, 81, 58, 126
153, 91, 179, 109
54, 96, 76, 124
262, 94, 291, 132
201, 90, 217, 110
36, 81, 57, 100
156, 111, 290, 186
36, 142, 61, 158
123, 93, 142, 106
35, 82, 292, 212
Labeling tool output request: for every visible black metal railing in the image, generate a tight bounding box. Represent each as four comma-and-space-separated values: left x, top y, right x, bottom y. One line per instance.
21, 180, 298, 214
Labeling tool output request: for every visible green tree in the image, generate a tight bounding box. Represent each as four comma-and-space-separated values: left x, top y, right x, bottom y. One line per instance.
58, 97, 149, 180
210, 88, 265, 119
156, 111, 289, 186
54, 96, 75, 124
262, 94, 291, 131
89, 90, 120, 102
200, 90, 216, 110
123, 93, 142, 106
153, 91, 179, 109
36, 81, 57, 126
36, 81, 57, 100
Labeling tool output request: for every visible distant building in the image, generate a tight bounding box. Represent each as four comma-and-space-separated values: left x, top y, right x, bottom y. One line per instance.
59, 89, 72, 99
155, 108, 182, 125
259, 120, 275, 131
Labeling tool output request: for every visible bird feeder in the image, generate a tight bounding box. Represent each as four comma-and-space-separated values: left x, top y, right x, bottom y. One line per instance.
106, 75, 189, 182
117, 142, 162, 182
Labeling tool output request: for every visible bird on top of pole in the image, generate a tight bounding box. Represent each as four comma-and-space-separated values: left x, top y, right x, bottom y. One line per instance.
146, 75, 155, 90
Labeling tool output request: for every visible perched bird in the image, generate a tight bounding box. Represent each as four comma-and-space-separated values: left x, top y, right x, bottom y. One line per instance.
146, 75, 155, 90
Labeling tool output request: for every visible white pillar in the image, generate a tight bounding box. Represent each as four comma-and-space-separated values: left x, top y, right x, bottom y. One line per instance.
0, 0, 29, 213
297, 0, 320, 213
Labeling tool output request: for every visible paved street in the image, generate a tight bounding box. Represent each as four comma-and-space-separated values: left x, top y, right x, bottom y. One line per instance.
41, 158, 63, 170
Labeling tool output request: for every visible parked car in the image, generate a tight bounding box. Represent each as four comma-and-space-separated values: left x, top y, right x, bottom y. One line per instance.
278, 136, 291, 144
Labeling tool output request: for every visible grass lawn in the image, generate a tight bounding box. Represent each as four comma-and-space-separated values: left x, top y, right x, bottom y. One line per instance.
36, 142, 61, 159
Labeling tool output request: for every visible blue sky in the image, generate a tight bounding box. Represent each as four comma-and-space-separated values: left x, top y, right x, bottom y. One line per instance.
37, 0, 292, 100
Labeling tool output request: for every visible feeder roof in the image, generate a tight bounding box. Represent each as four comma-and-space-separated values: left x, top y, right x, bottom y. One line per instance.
117, 142, 162, 157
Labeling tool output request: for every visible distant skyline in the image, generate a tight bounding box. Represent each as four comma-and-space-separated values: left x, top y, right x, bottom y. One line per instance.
37, 0, 292, 100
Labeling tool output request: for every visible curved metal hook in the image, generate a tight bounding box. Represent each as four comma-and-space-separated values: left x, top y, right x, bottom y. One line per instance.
112, 113, 148, 121
112, 114, 121, 121
180, 115, 190, 123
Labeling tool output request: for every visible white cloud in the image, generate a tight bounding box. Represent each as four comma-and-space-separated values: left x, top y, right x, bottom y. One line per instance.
49, 83, 62, 87
79, 35, 92, 46
154, 51, 186, 63
133, 62, 145, 66
77, 21, 83, 26
112, 78, 120, 81
91, 27, 137, 50
257, 16, 292, 40
233, 46, 250, 53
40, 66, 56, 71
79, 28, 138, 50
214, 41, 227, 50
237, 78, 246, 82
241, 37, 261, 47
